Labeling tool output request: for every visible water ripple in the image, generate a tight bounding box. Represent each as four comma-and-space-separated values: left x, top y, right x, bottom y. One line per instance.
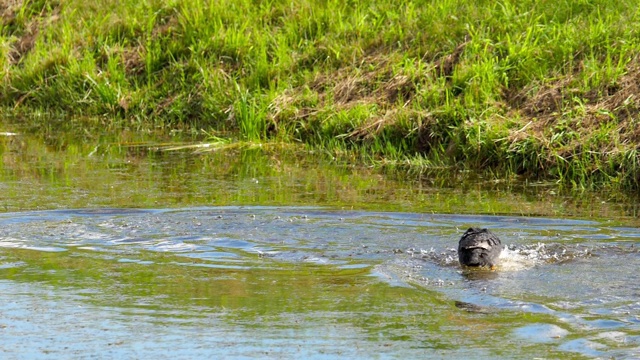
1, 206, 640, 358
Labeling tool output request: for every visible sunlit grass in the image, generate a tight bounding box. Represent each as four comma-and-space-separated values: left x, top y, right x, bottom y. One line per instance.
2, 0, 640, 190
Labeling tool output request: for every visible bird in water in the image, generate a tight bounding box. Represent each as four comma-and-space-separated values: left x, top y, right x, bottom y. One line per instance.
458, 227, 503, 269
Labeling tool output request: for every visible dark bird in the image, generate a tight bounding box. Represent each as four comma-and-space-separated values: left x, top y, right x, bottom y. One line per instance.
458, 227, 503, 268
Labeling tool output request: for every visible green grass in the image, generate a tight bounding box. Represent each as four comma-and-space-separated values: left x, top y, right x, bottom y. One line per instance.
2, 0, 640, 190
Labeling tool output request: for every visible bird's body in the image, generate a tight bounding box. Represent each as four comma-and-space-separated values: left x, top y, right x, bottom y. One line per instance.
458, 227, 503, 268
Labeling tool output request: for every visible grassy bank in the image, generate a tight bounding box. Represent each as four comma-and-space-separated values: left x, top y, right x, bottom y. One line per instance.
2, 0, 640, 190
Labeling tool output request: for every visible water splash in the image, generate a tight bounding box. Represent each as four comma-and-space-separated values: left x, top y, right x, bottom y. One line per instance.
499, 243, 594, 271
412, 242, 596, 272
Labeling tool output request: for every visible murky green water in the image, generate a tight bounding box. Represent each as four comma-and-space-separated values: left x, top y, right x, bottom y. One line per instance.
1, 130, 640, 359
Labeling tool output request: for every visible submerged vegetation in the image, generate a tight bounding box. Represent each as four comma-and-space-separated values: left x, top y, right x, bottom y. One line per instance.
2, 0, 640, 190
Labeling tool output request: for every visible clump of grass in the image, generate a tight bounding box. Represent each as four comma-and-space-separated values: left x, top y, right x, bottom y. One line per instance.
233, 90, 267, 141
2, 0, 640, 190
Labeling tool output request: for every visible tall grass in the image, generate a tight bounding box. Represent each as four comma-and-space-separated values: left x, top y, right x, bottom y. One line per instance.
2, 0, 640, 189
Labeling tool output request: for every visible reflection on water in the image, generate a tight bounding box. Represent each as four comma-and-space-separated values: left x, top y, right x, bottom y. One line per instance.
1, 130, 640, 221
0, 207, 639, 358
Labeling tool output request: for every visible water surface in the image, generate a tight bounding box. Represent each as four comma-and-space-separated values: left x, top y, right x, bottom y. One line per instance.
1, 130, 640, 358
1, 207, 639, 358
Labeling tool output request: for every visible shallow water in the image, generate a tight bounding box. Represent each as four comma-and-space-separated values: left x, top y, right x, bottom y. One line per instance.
1, 207, 639, 358
1, 130, 640, 358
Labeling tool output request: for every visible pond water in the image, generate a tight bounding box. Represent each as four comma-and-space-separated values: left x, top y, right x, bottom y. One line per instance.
0, 131, 640, 359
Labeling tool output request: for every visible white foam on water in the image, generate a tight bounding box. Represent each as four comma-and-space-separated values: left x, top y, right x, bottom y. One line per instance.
498, 244, 545, 271
497, 242, 593, 271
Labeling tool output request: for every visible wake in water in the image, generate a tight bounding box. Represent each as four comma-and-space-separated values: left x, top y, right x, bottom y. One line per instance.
499, 243, 595, 270
408, 242, 595, 272
499, 243, 592, 271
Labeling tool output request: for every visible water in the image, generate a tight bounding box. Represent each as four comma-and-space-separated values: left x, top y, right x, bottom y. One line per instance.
1, 130, 640, 358
0, 207, 639, 358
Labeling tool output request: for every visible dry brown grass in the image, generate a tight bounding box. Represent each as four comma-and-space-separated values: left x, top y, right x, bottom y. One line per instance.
266, 39, 473, 149
505, 56, 640, 150
269, 52, 424, 138
433, 35, 470, 78
3, 0, 60, 64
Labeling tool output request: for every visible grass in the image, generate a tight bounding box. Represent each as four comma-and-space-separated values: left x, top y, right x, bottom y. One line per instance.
2, 0, 640, 190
